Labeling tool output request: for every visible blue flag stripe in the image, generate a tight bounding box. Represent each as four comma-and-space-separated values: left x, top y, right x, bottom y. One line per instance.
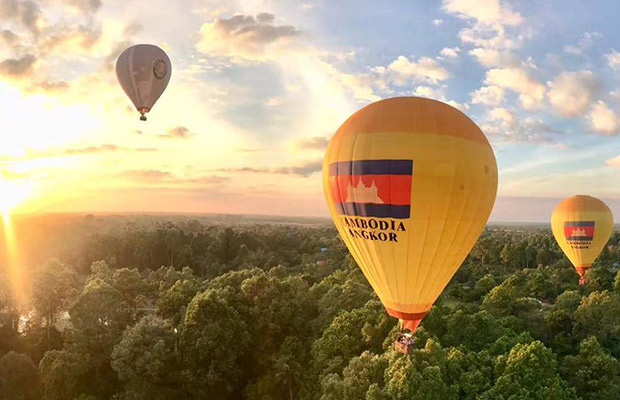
564, 221, 595, 226
336, 203, 410, 219
329, 159, 413, 176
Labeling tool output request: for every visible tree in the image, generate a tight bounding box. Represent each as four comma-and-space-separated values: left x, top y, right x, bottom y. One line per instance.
574, 291, 620, 355
111, 316, 184, 399
443, 310, 504, 351
613, 268, 620, 291
68, 277, 137, 398
555, 290, 582, 315
536, 248, 552, 266
384, 339, 456, 400
0, 351, 39, 400
39, 350, 90, 400
156, 277, 200, 327
30, 259, 74, 337
445, 348, 493, 400
311, 300, 394, 378
341, 352, 389, 400
181, 287, 251, 399
0, 274, 19, 354
585, 266, 615, 292
480, 341, 577, 400
561, 336, 620, 400
69, 278, 136, 359
482, 275, 523, 315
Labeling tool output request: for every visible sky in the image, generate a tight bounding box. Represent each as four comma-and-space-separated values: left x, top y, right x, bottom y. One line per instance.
1, 0, 620, 222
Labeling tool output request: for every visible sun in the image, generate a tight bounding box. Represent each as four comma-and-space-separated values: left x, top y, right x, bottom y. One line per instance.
0, 177, 32, 220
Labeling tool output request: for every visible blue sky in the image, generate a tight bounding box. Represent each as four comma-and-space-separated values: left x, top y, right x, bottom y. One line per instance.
0, 0, 619, 221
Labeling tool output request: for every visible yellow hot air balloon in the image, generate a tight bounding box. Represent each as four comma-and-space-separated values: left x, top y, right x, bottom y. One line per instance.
551, 195, 613, 285
322, 97, 498, 340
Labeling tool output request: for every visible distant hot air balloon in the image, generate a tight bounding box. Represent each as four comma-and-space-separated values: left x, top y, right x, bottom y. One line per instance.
323, 97, 498, 349
551, 195, 613, 285
116, 44, 171, 121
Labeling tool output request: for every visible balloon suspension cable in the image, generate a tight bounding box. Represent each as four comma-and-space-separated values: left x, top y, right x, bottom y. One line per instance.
138, 107, 149, 121
576, 266, 588, 286
401, 319, 422, 333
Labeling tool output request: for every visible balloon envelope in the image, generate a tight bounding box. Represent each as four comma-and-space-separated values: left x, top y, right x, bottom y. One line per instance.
322, 97, 498, 332
551, 195, 613, 284
116, 44, 171, 121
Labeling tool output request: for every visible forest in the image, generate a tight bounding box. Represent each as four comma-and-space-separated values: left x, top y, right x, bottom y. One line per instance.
1, 215, 620, 400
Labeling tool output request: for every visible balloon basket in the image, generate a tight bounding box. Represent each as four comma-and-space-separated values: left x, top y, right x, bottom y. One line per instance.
395, 332, 414, 355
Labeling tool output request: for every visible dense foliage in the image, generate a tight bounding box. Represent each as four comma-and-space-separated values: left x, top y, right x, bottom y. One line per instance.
1, 215, 620, 399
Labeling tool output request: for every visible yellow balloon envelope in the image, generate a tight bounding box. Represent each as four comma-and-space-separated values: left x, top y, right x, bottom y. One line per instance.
322, 97, 498, 332
551, 195, 613, 284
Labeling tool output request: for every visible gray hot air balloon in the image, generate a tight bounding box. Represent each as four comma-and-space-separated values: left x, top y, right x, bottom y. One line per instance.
116, 44, 171, 121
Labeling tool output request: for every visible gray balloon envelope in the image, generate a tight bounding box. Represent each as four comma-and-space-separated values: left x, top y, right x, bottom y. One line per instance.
116, 44, 171, 121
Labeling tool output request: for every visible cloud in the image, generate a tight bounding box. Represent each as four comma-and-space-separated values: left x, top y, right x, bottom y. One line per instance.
218, 159, 322, 177
123, 169, 171, 181
0, 54, 36, 76
43, 26, 101, 56
186, 175, 229, 184
122, 170, 229, 185
442, 0, 523, 27
482, 107, 559, 143
158, 126, 193, 139
412, 85, 468, 111
196, 13, 301, 61
297, 136, 330, 150
606, 155, 620, 167
273, 160, 322, 176
484, 67, 545, 109
39, 80, 69, 92
440, 47, 460, 58
0, 30, 18, 46
469, 48, 519, 67
2, 0, 42, 34
375, 55, 450, 86
55, 0, 102, 14
443, 0, 525, 51
0, 144, 159, 162
547, 71, 600, 117
564, 32, 600, 55
432, 19, 443, 26
606, 50, 620, 70
588, 101, 619, 135
471, 85, 505, 106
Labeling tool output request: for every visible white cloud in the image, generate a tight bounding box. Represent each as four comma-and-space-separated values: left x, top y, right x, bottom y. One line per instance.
606, 154, 620, 167
489, 106, 516, 124
413, 85, 444, 98
440, 47, 460, 58
547, 70, 600, 116
482, 107, 558, 143
411, 85, 468, 111
442, 0, 522, 27
606, 50, 620, 70
484, 67, 545, 109
375, 55, 450, 86
469, 47, 519, 67
589, 101, 619, 135
563, 32, 600, 55
471, 85, 505, 106
443, 0, 526, 51
433, 19, 443, 26
196, 13, 301, 61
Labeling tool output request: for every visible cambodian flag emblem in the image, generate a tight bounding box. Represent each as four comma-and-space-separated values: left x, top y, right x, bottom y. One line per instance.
329, 159, 413, 219
564, 221, 595, 241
